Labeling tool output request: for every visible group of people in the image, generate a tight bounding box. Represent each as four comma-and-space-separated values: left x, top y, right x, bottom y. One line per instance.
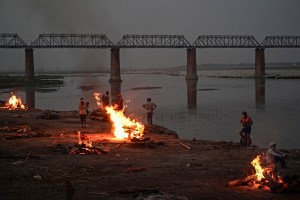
80, 93, 287, 169
239, 111, 287, 169
78, 91, 157, 127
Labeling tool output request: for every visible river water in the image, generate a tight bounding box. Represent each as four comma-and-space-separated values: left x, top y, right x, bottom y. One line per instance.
1, 72, 300, 149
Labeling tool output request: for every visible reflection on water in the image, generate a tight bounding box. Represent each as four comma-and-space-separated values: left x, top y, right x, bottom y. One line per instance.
255, 78, 265, 106
25, 87, 35, 109
186, 79, 198, 108
1, 73, 300, 149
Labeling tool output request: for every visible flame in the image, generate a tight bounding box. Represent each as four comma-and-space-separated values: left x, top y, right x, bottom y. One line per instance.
106, 106, 144, 139
229, 155, 288, 191
251, 155, 265, 181
5, 93, 26, 110
93, 92, 102, 108
250, 155, 285, 190
94, 92, 144, 140
77, 131, 93, 147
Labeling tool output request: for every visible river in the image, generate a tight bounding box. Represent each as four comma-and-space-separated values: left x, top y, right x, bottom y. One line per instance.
1, 71, 300, 149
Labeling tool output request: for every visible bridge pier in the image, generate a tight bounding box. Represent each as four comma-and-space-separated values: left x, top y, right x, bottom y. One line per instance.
109, 48, 122, 82
25, 48, 35, 81
186, 48, 198, 80
186, 79, 198, 108
255, 48, 265, 78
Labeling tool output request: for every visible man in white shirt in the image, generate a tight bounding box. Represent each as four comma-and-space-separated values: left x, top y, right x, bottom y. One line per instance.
266, 142, 287, 168
142, 98, 157, 125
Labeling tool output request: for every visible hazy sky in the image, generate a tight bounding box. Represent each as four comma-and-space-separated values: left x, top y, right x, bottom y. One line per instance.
0, 0, 300, 72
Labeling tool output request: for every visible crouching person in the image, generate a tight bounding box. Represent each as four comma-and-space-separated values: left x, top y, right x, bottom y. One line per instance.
266, 142, 287, 168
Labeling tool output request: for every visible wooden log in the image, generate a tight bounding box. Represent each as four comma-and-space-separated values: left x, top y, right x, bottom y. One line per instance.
179, 142, 191, 150
227, 174, 256, 186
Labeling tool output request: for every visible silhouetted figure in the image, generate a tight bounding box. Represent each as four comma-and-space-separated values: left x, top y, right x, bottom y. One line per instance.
115, 93, 123, 111
239, 111, 253, 147
102, 91, 110, 107
142, 98, 157, 125
79, 98, 87, 128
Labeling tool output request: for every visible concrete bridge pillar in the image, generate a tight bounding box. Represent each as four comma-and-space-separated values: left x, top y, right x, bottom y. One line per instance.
186, 79, 198, 108
186, 48, 198, 80
255, 48, 265, 78
110, 81, 121, 105
25, 48, 34, 81
109, 48, 122, 82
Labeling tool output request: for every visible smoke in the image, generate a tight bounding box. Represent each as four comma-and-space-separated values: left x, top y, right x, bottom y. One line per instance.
1, 0, 300, 72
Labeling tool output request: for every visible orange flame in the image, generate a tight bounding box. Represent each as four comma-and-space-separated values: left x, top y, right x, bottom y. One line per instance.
251, 155, 265, 181
5, 93, 26, 110
94, 92, 144, 139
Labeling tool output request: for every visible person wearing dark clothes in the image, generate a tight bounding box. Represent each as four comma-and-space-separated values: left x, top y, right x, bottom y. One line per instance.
102, 91, 110, 107
116, 93, 124, 111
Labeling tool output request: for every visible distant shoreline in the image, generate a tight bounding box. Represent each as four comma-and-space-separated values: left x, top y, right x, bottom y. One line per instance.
1, 66, 300, 79
123, 67, 300, 79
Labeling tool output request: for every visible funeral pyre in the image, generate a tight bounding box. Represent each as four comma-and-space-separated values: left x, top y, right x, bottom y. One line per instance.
68, 92, 147, 155
1, 92, 27, 110
228, 155, 300, 193
93, 92, 145, 140
68, 131, 109, 155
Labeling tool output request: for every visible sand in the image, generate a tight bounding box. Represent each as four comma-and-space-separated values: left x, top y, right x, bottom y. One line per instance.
0, 108, 299, 200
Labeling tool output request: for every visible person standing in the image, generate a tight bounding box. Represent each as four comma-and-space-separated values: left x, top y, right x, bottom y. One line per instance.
239, 111, 253, 147
266, 142, 287, 168
102, 91, 110, 107
116, 93, 124, 111
142, 98, 157, 125
79, 98, 87, 128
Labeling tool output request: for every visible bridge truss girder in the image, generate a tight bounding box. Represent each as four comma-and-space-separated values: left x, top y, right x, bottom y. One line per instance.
262, 36, 300, 48
193, 35, 261, 48
31, 34, 114, 48
116, 35, 192, 48
0, 33, 27, 48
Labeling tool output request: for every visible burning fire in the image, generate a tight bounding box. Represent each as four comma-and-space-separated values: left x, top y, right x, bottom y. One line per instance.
228, 155, 287, 192
251, 155, 265, 181
251, 155, 284, 189
94, 92, 144, 140
4, 92, 27, 110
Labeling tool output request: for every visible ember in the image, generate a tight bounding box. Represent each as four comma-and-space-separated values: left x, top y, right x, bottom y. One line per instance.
94, 92, 144, 140
228, 155, 300, 193
3, 92, 27, 110
69, 131, 108, 155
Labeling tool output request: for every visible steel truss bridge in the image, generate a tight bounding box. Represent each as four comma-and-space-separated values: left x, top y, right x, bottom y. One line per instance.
1, 33, 300, 48
1, 33, 300, 82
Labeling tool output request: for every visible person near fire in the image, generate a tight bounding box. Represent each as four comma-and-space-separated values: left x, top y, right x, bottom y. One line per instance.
142, 98, 157, 125
266, 142, 287, 168
79, 98, 87, 128
239, 111, 253, 147
115, 93, 124, 111
102, 91, 110, 107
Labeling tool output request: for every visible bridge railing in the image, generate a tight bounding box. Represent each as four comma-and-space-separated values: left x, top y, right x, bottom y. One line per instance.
30, 34, 115, 48
0, 33, 27, 48
262, 36, 300, 48
193, 35, 262, 48
116, 34, 192, 48
2, 33, 300, 49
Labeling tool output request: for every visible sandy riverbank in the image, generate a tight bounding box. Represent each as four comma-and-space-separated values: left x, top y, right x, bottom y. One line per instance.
0, 108, 300, 199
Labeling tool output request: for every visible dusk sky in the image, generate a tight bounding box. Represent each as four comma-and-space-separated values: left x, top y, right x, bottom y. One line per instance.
0, 0, 300, 72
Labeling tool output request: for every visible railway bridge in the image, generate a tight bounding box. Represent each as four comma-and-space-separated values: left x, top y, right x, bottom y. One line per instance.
1, 33, 300, 82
